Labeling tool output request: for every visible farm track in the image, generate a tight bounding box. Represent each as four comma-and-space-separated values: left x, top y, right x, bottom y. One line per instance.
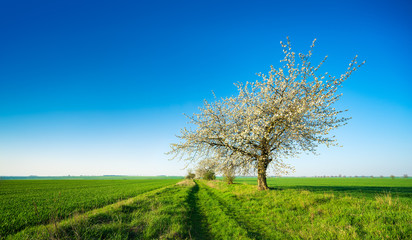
194, 180, 251, 239
200, 182, 290, 239
186, 181, 213, 239
200, 182, 266, 239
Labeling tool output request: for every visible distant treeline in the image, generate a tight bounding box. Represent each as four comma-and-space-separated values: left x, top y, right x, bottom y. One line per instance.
0, 175, 184, 180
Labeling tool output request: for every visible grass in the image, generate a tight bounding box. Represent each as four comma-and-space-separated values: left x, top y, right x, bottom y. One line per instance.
0, 179, 180, 237
0, 176, 183, 180
235, 177, 412, 201
8, 180, 194, 240
201, 180, 411, 239
2, 177, 411, 239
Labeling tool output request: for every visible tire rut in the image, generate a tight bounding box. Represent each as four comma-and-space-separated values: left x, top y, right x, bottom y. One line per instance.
200, 182, 289, 239
187, 181, 214, 240
196, 181, 252, 239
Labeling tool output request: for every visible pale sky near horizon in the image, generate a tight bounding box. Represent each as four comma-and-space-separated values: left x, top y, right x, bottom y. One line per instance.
1, 0, 411, 177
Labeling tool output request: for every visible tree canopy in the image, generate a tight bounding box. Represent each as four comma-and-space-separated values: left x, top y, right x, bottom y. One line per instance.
169, 38, 364, 190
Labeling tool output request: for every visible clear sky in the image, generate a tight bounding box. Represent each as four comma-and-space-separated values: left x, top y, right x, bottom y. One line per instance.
0, 0, 411, 177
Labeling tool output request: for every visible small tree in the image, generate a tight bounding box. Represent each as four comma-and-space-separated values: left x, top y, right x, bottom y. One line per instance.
194, 160, 216, 180
222, 164, 236, 184
198, 158, 237, 184
194, 167, 206, 179
185, 170, 195, 179
169, 38, 364, 190
203, 170, 216, 180
195, 167, 216, 180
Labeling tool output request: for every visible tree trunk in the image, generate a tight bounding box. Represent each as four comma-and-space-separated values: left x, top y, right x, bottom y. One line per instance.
224, 166, 235, 184
257, 157, 269, 190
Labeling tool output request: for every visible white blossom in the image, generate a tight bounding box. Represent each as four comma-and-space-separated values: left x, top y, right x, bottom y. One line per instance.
168, 37, 364, 190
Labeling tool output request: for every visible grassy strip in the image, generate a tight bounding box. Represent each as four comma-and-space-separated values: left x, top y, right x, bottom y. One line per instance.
204, 180, 412, 239
200, 181, 288, 239
8, 180, 195, 240
0, 179, 180, 237
194, 180, 251, 239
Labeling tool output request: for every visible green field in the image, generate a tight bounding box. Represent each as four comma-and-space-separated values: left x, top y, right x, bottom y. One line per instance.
0, 179, 181, 238
236, 177, 412, 200
1, 177, 411, 239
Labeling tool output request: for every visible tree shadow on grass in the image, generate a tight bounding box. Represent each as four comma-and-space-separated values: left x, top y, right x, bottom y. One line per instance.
274, 185, 412, 199
187, 182, 213, 240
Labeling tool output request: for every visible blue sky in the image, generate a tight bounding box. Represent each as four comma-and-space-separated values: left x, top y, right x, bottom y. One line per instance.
0, 0, 411, 176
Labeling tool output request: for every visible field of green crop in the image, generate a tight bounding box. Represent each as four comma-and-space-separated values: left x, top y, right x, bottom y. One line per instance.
1, 177, 411, 239
0, 179, 181, 238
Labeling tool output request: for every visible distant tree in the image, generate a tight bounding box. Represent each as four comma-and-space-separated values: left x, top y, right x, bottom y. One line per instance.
185, 170, 195, 179
169, 38, 364, 190
203, 170, 216, 180
194, 167, 206, 180
223, 164, 236, 184
194, 161, 216, 180
390, 175, 395, 179
403, 174, 408, 178
196, 158, 236, 184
